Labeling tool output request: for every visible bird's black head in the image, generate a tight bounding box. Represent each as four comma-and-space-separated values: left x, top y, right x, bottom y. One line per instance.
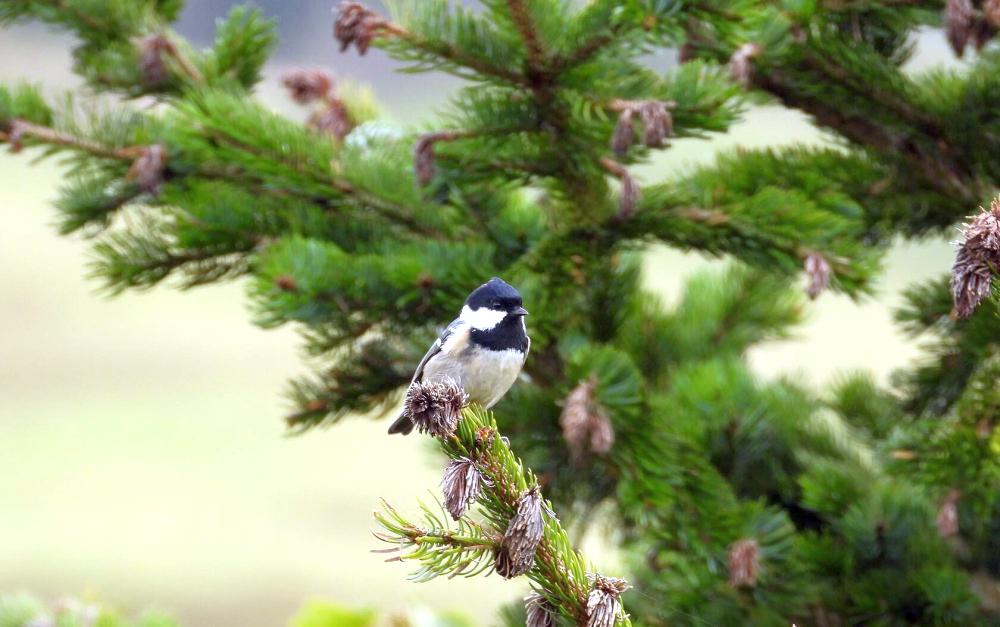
461, 277, 528, 331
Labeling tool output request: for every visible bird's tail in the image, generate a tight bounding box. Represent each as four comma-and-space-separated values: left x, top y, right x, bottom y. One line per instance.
387, 413, 414, 435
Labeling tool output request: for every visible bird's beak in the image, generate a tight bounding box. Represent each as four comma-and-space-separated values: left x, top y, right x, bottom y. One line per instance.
512, 306, 528, 317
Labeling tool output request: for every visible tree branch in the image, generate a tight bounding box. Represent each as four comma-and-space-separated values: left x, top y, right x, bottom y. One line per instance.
506, 0, 546, 71
378, 405, 631, 626
2, 120, 142, 160
389, 23, 527, 85
48, 0, 111, 35
163, 40, 205, 86
2, 118, 446, 240
558, 31, 617, 69
754, 70, 984, 204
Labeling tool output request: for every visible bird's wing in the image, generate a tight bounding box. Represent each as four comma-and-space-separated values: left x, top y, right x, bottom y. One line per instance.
411, 318, 462, 383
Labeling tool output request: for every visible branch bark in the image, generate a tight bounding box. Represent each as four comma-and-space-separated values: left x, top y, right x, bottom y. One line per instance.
3, 120, 143, 160
506, 0, 546, 71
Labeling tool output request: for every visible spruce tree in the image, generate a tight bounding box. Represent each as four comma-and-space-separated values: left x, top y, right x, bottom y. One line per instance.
3, 0, 1000, 625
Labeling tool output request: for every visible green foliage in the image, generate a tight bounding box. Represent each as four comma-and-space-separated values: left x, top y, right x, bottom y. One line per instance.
630, 180, 882, 297
250, 237, 493, 332
827, 371, 905, 440
378, 406, 632, 626
654, 264, 804, 364
55, 173, 141, 235
375, 498, 497, 582
0, 593, 44, 627
0, 82, 52, 127
382, 1, 526, 82
203, 6, 276, 89
289, 601, 376, 627
894, 276, 1000, 416
288, 600, 474, 627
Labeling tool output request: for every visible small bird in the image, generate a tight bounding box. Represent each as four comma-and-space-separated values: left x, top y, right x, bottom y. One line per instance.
388, 277, 530, 435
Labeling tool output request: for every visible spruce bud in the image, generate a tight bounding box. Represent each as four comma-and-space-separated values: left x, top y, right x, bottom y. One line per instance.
524, 591, 555, 627
126, 145, 168, 194
728, 42, 763, 87
586, 574, 629, 627
440, 457, 489, 520
620, 170, 639, 219
804, 252, 832, 300
728, 538, 761, 588
951, 199, 1000, 319
403, 379, 467, 438
495, 486, 545, 578
945, 0, 975, 57
560, 379, 614, 463
937, 489, 961, 537
413, 134, 437, 186
611, 109, 634, 157
309, 99, 354, 140
639, 100, 672, 148
136, 33, 175, 87
334, 2, 386, 55
282, 68, 334, 104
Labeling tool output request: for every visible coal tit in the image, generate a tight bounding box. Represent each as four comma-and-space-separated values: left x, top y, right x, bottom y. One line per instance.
388, 277, 530, 435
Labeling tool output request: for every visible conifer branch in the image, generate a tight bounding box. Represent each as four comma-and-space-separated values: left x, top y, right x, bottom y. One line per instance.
46, 0, 110, 34
2, 119, 142, 160
335, 3, 526, 85
400, 32, 525, 84
1, 116, 439, 237
373, 502, 496, 551
161, 38, 205, 86
599, 157, 639, 219
377, 394, 631, 626
645, 204, 862, 282
798, 50, 938, 133
505, 0, 546, 71
193, 122, 441, 237
557, 29, 621, 70
135, 32, 207, 87
1, 116, 445, 242
754, 69, 982, 203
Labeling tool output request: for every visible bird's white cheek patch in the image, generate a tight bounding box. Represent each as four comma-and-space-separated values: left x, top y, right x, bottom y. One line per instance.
460, 305, 506, 330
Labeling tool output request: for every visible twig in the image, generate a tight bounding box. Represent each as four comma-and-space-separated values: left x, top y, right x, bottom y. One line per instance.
607, 98, 676, 113
598, 156, 627, 178
164, 42, 205, 86
799, 50, 940, 135
446, 412, 595, 624
506, 0, 546, 71
559, 32, 617, 68
376, 18, 527, 85
194, 124, 446, 238
632, 203, 862, 281
600, 157, 639, 219
48, 0, 110, 34
2, 120, 143, 160
755, 69, 981, 203
3, 118, 445, 240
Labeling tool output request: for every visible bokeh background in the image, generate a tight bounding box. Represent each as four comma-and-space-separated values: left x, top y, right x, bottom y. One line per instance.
0, 3, 964, 625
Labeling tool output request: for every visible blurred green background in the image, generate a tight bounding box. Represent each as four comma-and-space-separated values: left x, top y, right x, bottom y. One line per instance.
0, 3, 962, 625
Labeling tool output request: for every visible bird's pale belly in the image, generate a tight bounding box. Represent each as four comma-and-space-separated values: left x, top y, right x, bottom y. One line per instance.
423, 345, 524, 409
